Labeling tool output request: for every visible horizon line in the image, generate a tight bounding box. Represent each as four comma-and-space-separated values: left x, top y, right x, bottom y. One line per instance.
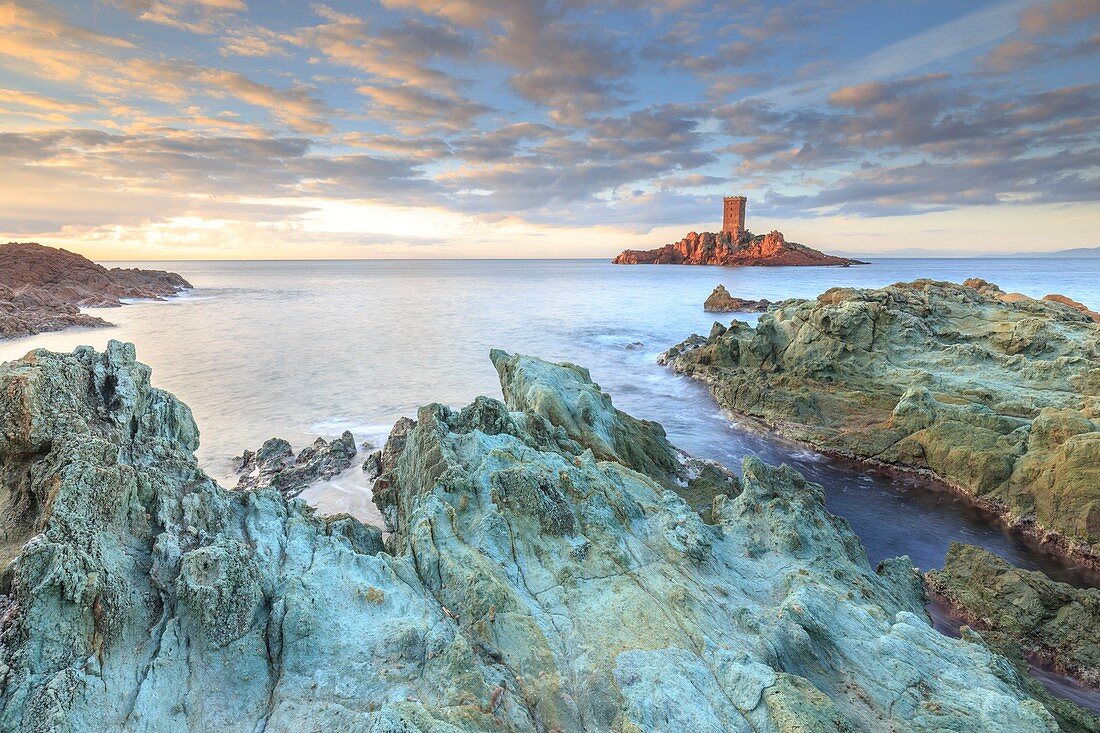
94, 253, 1100, 263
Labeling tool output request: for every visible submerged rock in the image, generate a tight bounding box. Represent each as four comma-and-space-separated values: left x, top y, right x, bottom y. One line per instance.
0, 341, 1080, 731
235, 430, 357, 497
704, 285, 773, 313
0, 242, 191, 340
661, 279, 1100, 563
927, 543, 1100, 687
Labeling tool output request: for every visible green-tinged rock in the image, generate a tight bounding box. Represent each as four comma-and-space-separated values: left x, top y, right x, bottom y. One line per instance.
927, 543, 1100, 687
0, 342, 526, 733
374, 350, 1067, 732
660, 279, 1100, 559
489, 348, 739, 512
0, 342, 1077, 731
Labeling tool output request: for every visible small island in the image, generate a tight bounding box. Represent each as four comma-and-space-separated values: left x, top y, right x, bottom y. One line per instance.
703, 285, 772, 313
613, 195, 864, 267
0, 242, 191, 340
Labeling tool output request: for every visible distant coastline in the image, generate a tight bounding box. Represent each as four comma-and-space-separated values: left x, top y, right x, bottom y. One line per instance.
831, 245, 1100, 259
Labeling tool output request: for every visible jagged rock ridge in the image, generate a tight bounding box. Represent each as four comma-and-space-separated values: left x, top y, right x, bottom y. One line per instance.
0, 341, 1077, 731
661, 278, 1100, 564
613, 229, 863, 267
0, 242, 191, 340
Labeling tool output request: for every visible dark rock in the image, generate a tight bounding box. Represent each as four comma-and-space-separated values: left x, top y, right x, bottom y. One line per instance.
235, 430, 357, 498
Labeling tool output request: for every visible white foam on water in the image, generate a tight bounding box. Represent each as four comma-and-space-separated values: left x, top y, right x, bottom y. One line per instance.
305, 418, 396, 449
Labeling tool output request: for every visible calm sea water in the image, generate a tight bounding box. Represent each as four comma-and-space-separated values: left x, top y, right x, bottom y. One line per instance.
5, 256, 1100, 709
2, 258, 1098, 579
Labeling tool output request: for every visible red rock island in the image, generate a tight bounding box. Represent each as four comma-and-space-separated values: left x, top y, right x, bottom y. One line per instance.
613, 195, 864, 267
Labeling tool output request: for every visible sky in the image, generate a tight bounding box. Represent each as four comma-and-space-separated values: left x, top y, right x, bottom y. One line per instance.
1, 0, 1098, 260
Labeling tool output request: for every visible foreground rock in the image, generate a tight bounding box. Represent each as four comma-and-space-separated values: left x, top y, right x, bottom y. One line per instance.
613, 229, 862, 267
927, 543, 1100, 687
704, 284, 773, 313
661, 279, 1100, 563
235, 431, 357, 498
0, 242, 191, 339
0, 341, 1079, 731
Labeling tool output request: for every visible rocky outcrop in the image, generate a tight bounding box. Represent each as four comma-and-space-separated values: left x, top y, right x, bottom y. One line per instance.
613, 229, 863, 267
235, 431, 357, 498
927, 543, 1100, 688
0, 295, 111, 339
661, 279, 1100, 563
0, 242, 191, 339
1043, 295, 1100, 323
0, 341, 1081, 731
964, 279, 1100, 322
704, 285, 773, 313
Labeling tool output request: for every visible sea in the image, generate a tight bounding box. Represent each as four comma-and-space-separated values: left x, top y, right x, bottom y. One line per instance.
4, 256, 1100, 708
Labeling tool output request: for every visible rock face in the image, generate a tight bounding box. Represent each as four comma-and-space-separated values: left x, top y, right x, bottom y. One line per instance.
927, 543, 1100, 687
235, 431, 357, 498
613, 229, 863, 267
0, 341, 1079, 731
661, 279, 1100, 563
0, 242, 191, 339
704, 285, 773, 313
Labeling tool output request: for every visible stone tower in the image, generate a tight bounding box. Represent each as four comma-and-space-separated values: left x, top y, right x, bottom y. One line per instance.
722, 195, 747, 238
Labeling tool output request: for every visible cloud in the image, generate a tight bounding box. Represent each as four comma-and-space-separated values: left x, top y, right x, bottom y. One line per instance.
220, 25, 294, 57
2, 0, 1098, 254
0, 87, 92, 120
972, 0, 1100, 71
294, 7, 474, 87
339, 132, 453, 162
719, 72, 1100, 216
755, 0, 1035, 106
1018, 0, 1100, 34
378, 0, 635, 122
0, 127, 443, 240
0, 0, 133, 81
978, 28, 1100, 72
761, 147, 1100, 217
196, 69, 334, 134
356, 85, 489, 131
112, 0, 247, 34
